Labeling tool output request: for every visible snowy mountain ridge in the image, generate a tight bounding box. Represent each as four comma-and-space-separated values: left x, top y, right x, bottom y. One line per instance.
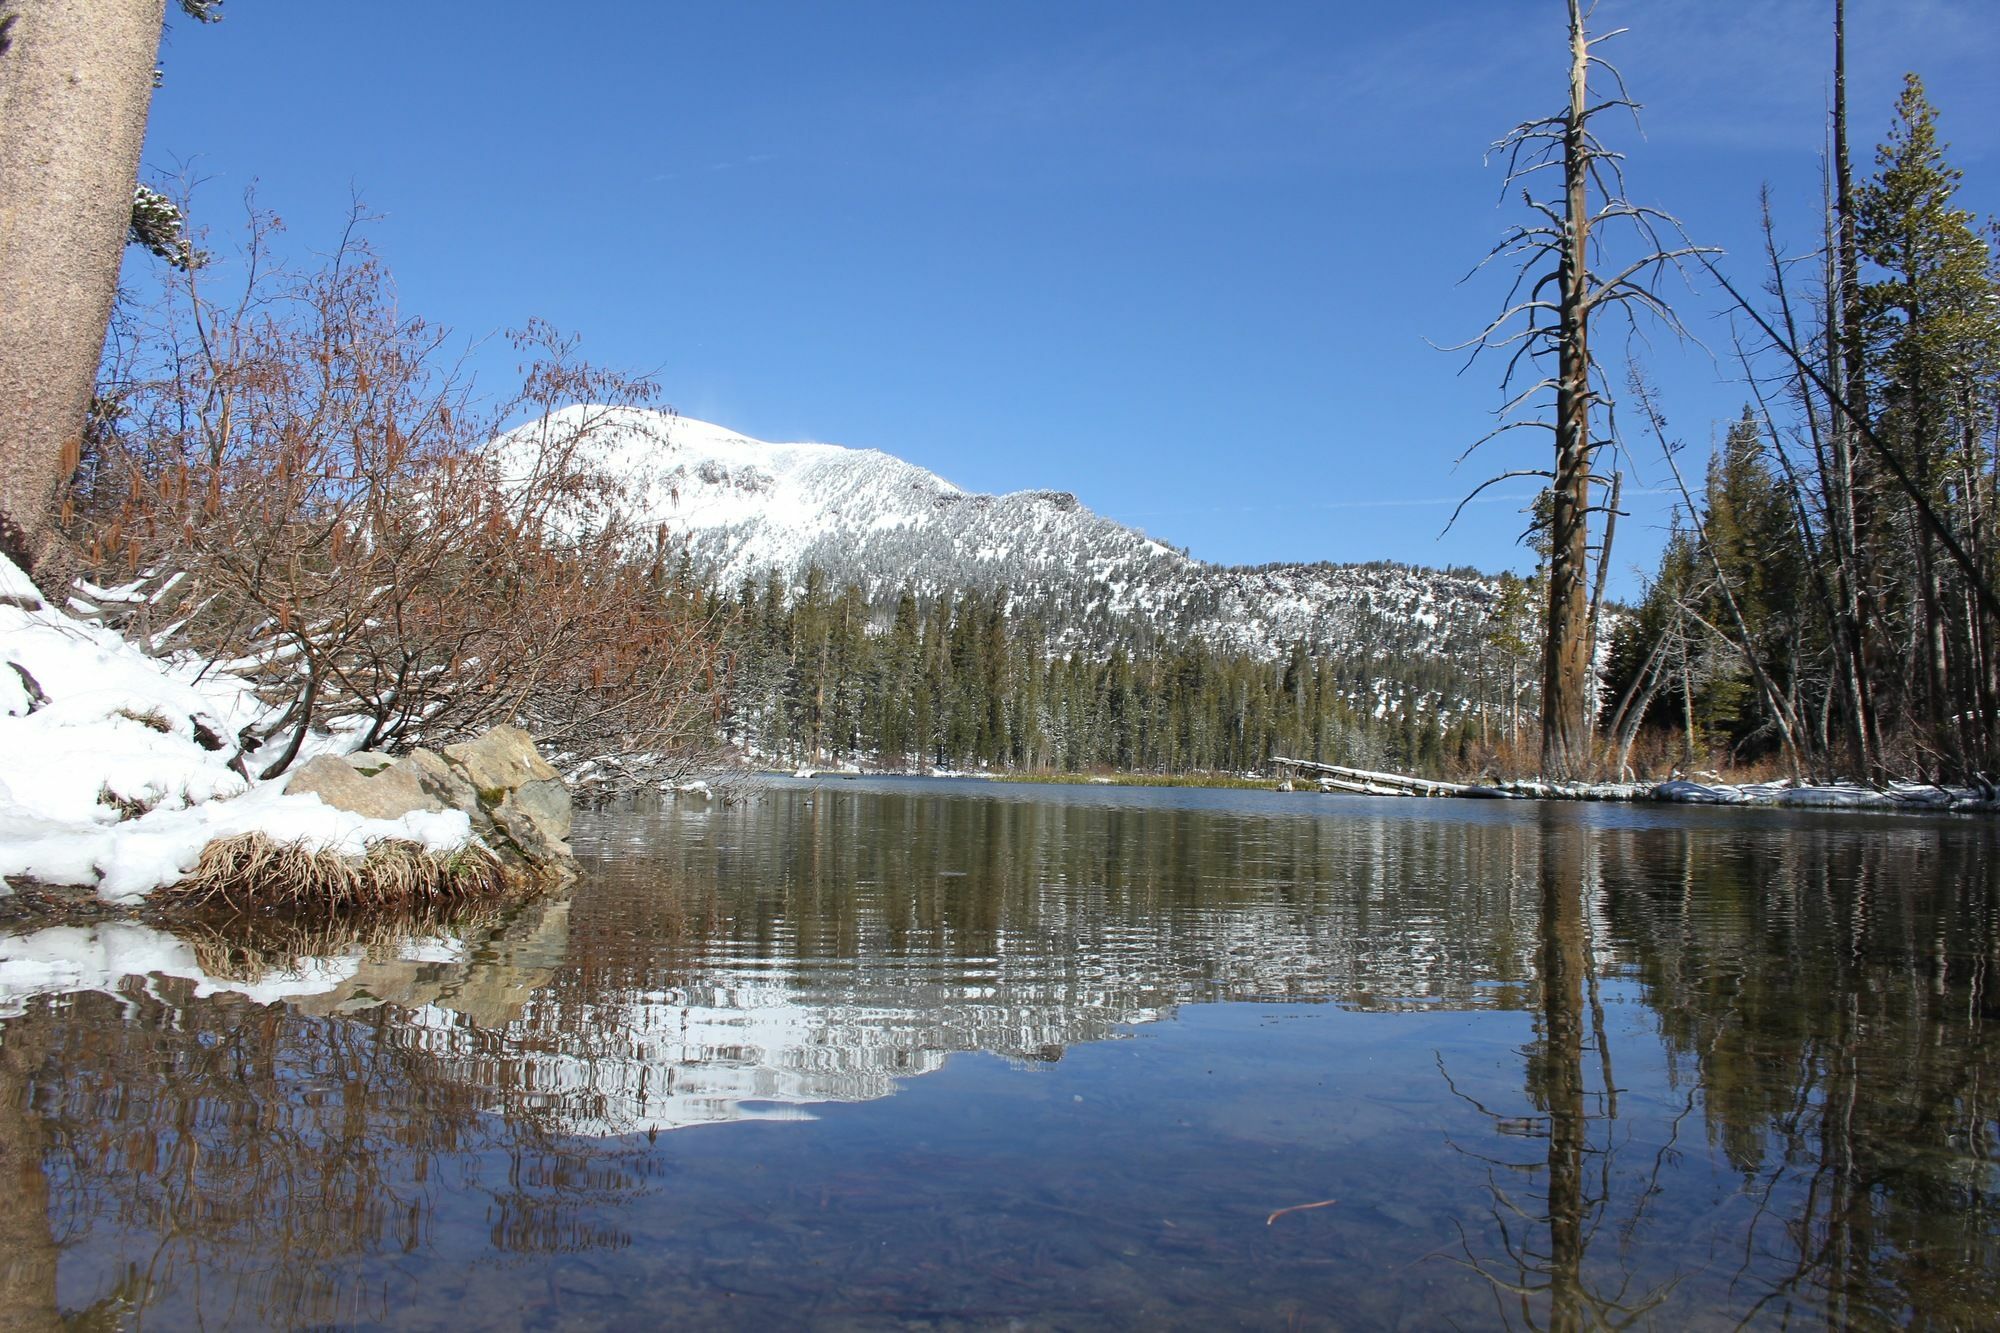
529, 405, 1503, 661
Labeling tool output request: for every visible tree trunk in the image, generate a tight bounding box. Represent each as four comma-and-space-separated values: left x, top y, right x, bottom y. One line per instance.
1832, 0, 1884, 774
1542, 0, 1595, 780
0, 0, 166, 582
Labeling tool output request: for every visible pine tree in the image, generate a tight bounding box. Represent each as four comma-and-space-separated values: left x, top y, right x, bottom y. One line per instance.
1856, 74, 2000, 746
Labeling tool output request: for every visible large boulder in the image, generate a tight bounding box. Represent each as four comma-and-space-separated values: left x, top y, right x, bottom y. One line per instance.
285, 726, 574, 882
444, 726, 573, 867
284, 748, 477, 822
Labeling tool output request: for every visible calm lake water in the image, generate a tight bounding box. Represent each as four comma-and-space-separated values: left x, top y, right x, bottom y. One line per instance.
2, 777, 1996, 1329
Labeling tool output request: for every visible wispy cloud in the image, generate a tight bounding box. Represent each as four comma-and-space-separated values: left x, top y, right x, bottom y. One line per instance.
873, 1, 1996, 183
650, 152, 779, 185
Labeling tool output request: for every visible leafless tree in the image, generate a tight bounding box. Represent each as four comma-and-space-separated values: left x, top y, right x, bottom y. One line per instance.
1449, 0, 1712, 779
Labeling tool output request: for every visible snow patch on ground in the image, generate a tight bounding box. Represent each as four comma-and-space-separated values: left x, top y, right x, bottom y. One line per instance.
1, 555, 476, 904
1651, 779, 1991, 811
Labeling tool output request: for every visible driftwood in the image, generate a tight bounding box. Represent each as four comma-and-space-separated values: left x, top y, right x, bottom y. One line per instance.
1269, 758, 1473, 798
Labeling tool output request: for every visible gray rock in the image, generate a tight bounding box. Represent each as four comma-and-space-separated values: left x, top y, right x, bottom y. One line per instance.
284, 754, 431, 821
489, 776, 573, 866
285, 747, 479, 824
283, 727, 575, 884
443, 725, 558, 800
402, 748, 481, 813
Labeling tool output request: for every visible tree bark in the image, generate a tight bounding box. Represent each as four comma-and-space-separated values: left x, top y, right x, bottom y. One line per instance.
1542, 0, 1595, 780
1583, 470, 1620, 737
1832, 0, 1884, 773
0, 0, 166, 582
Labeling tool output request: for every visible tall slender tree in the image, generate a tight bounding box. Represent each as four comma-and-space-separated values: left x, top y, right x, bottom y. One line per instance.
1855, 74, 2000, 746
1453, 0, 1709, 779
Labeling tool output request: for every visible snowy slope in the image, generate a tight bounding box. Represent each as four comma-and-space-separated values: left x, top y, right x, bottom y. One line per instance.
522, 406, 1502, 661
0, 556, 473, 900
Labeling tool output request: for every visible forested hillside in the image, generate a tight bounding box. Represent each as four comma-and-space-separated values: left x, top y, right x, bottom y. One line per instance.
523, 407, 1505, 658
703, 566, 1521, 776
509, 407, 1532, 775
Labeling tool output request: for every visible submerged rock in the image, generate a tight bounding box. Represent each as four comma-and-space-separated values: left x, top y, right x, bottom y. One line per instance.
285, 726, 574, 884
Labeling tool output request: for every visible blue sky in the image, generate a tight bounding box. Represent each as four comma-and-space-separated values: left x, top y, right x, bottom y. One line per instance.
139, 2, 2000, 596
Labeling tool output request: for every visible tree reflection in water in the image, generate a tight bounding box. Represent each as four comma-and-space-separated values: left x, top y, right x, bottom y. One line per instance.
1610, 820, 2000, 1328
1446, 810, 2000, 1330
1444, 814, 1685, 1329
0, 787, 1994, 1328
0, 902, 656, 1330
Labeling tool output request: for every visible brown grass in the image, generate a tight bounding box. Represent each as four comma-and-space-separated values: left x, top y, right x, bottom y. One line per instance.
160, 833, 507, 913
96, 782, 157, 821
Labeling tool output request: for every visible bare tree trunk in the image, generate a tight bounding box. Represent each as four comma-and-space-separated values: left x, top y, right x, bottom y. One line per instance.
1916, 531, 1953, 757
0, 0, 166, 581
1809, 167, 1876, 776
1832, 0, 1884, 773
1606, 618, 1673, 774
1681, 631, 1698, 767
1542, 0, 1595, 781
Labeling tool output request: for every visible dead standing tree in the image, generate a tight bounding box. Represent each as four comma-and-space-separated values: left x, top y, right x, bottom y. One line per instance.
1449, 0, 1712, 779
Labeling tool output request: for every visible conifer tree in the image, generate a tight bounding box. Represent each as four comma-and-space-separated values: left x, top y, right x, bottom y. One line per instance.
1856, 75, 2000, 743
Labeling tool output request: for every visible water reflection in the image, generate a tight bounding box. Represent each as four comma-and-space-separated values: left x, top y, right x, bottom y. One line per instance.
0, 780, 1993, 1328
1446, 814, 1679, 1330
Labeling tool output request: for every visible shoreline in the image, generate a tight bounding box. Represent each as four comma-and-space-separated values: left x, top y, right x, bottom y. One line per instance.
757, 766, 2000, 813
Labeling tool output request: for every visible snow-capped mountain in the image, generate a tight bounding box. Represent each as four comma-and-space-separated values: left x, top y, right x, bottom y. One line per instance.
528, 405, 1503, 662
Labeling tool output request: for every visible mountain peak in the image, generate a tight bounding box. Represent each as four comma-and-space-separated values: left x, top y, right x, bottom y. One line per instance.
526, 405, 1496, 661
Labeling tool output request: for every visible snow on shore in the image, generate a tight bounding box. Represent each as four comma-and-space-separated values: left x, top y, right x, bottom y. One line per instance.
1, 556, 473, 904
1650, 778, 1995, 811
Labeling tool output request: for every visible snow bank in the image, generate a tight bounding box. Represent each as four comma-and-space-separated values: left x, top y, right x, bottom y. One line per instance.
1, 556, 475, 904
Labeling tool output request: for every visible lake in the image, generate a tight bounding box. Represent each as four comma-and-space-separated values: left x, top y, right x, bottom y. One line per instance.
1, 776, 1995, 1329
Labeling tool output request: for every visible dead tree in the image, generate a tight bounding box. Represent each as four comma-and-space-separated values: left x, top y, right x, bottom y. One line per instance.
1448, 0, 1712, 779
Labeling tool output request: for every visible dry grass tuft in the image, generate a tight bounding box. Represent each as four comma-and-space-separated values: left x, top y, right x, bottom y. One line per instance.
113, 706, 176, 734
97, 782, 157, 821
161, 833, 507, 913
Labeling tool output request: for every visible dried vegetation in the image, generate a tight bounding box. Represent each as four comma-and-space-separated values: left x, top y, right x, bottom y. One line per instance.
159, 832, 508, 913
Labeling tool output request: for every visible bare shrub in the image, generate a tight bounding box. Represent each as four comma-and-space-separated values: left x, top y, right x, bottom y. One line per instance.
65, 199, 724, 783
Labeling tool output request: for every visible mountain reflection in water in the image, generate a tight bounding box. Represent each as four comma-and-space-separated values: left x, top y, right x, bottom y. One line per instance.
0, 777, 1994, 1329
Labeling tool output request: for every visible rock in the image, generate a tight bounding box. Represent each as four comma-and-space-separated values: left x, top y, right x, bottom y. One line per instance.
488, 774, 572, 866
284, 727, 575, 885
403, 747, 482, 812
285, 754, 430, 821
443, 725, 559, 799
285, 747, 478, 823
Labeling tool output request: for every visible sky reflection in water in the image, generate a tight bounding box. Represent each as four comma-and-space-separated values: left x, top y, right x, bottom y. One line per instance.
0, 777, 1995, 1329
